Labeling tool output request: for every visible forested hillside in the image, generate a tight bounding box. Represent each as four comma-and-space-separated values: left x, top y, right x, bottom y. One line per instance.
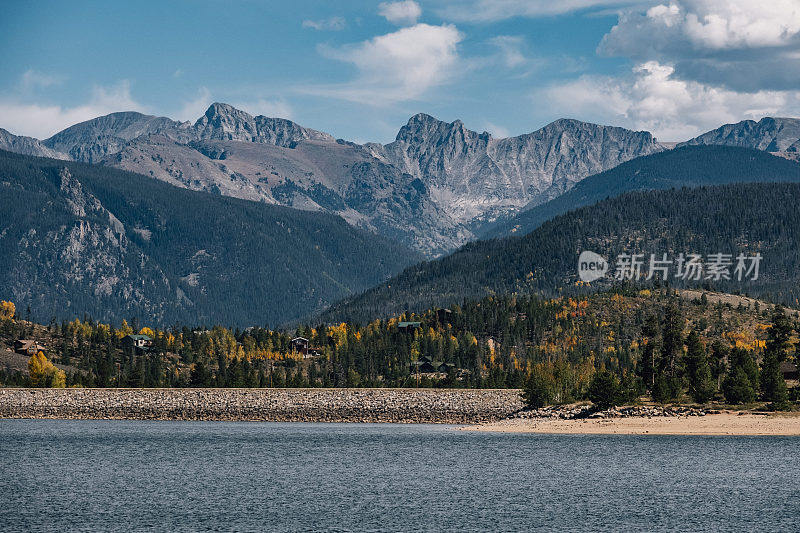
321, 182, 800, 323
482, 146, 800, 239
2, 289, 797, 411
0, 150, 418, 327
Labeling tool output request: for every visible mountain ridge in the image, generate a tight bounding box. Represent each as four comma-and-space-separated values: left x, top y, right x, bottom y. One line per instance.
0, 149, 419, 327
319, 181, 800, 324
0, 105, 670, 255
481, 145, 800, 239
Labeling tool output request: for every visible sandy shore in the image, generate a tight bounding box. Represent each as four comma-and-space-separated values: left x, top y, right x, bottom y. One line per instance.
462, 412, 800, 436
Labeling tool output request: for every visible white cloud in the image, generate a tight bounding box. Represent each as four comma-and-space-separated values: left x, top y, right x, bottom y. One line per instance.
600, 0, 800, 91
488, 35, 528, 68
20, 69, 62, 91
309, 23, 463, 105
484, 121, 510, 137
0, 80, 145, 139
603, 0, 800, 54
302, 16, 346, 31
435, 0, 644, 22
175, 87, 212, 121
379, 1, 422, 25
539, 61, 800, 140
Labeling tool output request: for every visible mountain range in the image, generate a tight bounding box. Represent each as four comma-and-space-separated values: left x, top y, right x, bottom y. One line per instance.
0, 149, 416, 326
3, 107, 800, 326
0, 104, 668, 256
5, 107, 800, 258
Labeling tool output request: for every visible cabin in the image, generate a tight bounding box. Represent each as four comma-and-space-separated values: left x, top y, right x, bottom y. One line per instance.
122, 334, 153, 351
781, 361, 799, 381
397, 321, 422, 333
290, 337, 321, 359
290, 337, 309, 355
14, 339, 46, 356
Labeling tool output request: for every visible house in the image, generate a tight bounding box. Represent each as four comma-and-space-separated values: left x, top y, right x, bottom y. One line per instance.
397, 321, 422, 333
122, 334, 153, 351
290, 337, 310, 356
436, 308, 452, 323
14, 339, 46, 356
781, 361, 799, 381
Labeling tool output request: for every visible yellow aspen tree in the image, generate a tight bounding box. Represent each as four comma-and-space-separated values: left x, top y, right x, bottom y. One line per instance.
0, 301, 15, 320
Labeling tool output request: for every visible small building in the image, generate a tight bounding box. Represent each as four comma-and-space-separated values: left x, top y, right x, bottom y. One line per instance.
14, 339, 46, 356
306, 347, 323, 359
397, 321, 422, 333
436, 308, 452, 323
781, 361, 799, 380
122, 334, 153, 350
290, 337, 310, 356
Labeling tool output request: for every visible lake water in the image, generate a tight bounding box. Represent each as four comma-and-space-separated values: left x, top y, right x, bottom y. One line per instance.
1, 420, 797, 532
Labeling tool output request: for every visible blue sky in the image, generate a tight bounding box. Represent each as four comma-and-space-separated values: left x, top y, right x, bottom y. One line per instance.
3, 0, 800, 142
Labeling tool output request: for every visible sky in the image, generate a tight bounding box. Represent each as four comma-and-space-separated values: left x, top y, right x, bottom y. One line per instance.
2, 0, 800, 143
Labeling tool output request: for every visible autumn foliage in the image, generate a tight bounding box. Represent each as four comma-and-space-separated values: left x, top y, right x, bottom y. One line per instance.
28, 352, 66, 388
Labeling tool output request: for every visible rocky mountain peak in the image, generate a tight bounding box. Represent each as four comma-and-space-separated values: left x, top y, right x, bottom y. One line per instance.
194, 103, 334, 146
196, 102, 254, 125
194, 103, 258, 140
679, 116, 800, 152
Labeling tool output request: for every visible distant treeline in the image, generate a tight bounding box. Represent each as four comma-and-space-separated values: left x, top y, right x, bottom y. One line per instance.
1, 290, 797, 410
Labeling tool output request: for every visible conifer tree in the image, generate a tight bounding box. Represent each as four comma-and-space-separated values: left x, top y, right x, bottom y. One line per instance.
685, 330, 715, 403
760, 307, 791, 409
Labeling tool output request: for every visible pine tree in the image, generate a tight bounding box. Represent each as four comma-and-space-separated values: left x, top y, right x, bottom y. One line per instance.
684, 330, 715, 403
587, 370, 621, 410
760, 307, 791, 409
722, 349, 759, 405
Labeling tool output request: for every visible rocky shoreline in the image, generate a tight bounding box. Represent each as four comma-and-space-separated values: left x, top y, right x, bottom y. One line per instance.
513, 404, 712, 420
0, 388, 525, 424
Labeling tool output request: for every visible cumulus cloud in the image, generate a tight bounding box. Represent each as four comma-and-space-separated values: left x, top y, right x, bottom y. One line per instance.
0, 80, 145, 139
600, 0, 800, 91
603, 1, 800, 54
302, 16, 346, 31
379, 1, 422, 25
309, 23, 463, 104
539, 61, 800, 140
435, 0, 644, 22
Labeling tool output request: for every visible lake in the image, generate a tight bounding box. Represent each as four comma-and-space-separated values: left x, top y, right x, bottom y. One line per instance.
1, 420, 797, 531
